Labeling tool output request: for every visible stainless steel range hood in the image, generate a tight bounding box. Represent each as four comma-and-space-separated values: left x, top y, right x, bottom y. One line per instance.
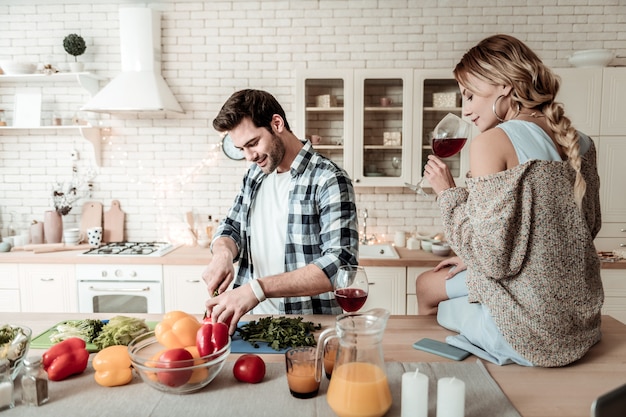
82, 7, 184, 113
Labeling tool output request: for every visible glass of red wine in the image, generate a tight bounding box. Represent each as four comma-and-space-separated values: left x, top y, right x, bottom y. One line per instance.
411, 113, 471, 196
333, 265, 369, 312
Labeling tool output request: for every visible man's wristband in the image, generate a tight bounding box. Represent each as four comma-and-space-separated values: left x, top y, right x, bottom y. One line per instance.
249, 279, 266, 302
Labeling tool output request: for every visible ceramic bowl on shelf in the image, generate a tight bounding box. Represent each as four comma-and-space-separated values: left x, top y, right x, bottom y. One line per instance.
0, 61, 37, 75
128, 331, 230, 394
568, 49, 614, 68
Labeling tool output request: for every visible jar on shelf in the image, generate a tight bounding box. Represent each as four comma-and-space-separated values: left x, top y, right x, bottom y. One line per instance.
0, 110, 6, 126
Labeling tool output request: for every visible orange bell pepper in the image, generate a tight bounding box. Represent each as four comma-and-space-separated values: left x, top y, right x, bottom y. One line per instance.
154, 311, 201, 349
93, 345, 133, 387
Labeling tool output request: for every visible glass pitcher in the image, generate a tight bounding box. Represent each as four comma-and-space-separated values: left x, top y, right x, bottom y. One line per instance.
317, 308, 392, 417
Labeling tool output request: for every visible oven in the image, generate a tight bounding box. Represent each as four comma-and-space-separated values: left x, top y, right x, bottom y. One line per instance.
77, 242, 178, 314
77, 264, 164, 314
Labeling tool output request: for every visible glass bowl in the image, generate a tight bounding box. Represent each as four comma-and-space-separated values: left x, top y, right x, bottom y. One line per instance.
128, 331, 230, 394
0, 324, 32, 380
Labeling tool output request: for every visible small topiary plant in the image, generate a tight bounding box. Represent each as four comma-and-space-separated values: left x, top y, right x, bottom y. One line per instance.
63, 33, 86, 62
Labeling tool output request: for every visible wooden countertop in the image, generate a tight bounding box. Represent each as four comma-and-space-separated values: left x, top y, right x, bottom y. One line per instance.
3, 312, 625, 417
1, 244, 624, 269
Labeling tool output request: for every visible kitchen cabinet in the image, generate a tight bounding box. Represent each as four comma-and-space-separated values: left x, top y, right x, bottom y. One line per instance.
601, 269, 626, 324
163, 265, 209, 314
361, 266, 406, 314
0, 264, 20, 312
297, 69, 470, 188
556, 67, 626, 251
0, 72, 105, 166
18, 264, 77, 313
405, 266, 430, 315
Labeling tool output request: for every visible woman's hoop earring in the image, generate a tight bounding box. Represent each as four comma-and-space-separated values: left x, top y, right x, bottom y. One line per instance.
493, 95, 506, 123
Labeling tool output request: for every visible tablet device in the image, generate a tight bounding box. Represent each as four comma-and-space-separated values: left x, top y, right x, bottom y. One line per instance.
412, 338, 470, 361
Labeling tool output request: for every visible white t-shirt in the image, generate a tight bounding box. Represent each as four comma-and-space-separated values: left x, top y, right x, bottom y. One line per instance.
249, 170, 291, 314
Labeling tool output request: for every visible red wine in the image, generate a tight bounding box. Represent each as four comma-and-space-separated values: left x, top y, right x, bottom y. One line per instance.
334, 288, 368, 312
432, 138, 467, 158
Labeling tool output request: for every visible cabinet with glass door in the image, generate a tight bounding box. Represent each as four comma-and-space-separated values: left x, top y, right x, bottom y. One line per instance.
295, 70, 354, 175
412, 70, 471, 189
353, 69, 413, 186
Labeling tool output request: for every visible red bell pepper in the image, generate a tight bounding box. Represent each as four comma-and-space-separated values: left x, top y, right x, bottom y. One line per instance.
196, 323, 214, 356
196, 320, 229, 356
212, 322, 229, 351
42, 337, 89, 381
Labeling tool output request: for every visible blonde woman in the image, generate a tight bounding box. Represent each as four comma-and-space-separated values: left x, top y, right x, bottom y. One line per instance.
415, 34, 603, 367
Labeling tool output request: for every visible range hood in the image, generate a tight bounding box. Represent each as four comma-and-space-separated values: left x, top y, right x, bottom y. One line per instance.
82, 7, 184, 113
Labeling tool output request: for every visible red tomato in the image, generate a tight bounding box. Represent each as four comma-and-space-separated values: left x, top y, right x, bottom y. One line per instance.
233, 354, 266, 384
156, 348, 194, 387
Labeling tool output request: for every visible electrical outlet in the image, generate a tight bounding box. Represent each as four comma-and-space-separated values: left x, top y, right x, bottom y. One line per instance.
70, 149, 79, 160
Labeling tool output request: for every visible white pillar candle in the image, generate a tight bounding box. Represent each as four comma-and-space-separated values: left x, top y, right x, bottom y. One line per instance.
436, 377, 465, 417
401, 369, 429, 417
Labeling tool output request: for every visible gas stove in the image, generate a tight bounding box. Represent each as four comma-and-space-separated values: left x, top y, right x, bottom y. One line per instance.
82, 241, 179, 257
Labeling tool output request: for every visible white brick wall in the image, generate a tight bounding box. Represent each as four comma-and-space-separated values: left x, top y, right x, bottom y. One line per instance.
0, 0, 624, 243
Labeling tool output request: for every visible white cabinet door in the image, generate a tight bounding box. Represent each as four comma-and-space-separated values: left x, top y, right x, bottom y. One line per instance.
554, 68, 603, 136
0, 264, 20, 312
405, 267, 431, 315
602, 269, 626, 324
163, 265, 210, 314
597, 136, 626, 224
600, 68, 626, 136
361, 267, 406, 314
19, 264, 76, 313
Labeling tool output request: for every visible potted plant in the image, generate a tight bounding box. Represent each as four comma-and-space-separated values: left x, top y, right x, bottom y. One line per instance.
63, 33, 86, 72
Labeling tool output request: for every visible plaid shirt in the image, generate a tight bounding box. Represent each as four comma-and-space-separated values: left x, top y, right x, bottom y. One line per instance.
214, 141, 359, 314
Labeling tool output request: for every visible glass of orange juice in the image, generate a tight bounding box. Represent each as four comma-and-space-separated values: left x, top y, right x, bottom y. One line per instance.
285, 346, 321, 399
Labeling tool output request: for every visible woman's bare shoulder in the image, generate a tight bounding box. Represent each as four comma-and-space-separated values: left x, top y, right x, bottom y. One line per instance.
469, 127, 515, 176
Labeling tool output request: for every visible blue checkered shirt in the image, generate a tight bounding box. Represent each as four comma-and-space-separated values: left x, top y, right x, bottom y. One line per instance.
214, 141, 359, 314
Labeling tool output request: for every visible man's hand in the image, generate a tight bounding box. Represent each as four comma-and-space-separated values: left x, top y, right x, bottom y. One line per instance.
205, 284, 259, 335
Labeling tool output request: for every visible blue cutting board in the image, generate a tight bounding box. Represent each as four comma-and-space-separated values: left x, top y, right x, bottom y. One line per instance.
231, 322, 289, 354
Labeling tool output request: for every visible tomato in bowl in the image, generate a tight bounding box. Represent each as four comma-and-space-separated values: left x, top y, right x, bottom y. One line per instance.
128, 331, 230, 394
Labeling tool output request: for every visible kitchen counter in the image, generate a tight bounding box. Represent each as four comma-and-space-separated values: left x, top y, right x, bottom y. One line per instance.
2, 312, 625, 417
1, 244, 624, 269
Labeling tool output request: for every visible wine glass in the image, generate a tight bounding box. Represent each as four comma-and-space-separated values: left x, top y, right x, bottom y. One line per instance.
333, 265, 369, 312
409, 113, 471, 196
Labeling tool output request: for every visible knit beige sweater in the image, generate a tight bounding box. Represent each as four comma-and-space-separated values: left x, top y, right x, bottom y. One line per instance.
438, 142, 603, 367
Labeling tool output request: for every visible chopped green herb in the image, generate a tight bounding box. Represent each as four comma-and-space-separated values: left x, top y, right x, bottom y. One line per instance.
236, 317, 321, 351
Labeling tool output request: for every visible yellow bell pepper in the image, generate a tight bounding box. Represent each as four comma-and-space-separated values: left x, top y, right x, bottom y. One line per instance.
93, 345, 133, 387
154, 311, 201, 349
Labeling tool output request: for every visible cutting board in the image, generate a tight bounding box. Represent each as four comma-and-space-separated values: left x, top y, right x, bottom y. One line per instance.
31, 320, 288, 354
79, 201, 103, 243
103, 200, 125, 243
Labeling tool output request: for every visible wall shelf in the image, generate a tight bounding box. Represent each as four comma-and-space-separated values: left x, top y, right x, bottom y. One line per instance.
0, 72, 106, 96
0, 125, 102, 167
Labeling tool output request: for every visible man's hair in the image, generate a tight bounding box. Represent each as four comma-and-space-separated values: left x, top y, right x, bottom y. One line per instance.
212, 89, 291, 133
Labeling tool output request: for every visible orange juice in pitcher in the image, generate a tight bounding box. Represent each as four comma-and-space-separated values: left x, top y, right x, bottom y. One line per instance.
317, 308, 392, 417
327, 362, 392, 417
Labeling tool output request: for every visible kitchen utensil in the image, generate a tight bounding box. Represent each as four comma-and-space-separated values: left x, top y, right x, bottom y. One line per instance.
317, 308, 392, 417
33, 243, 90, 254
79, 202, 103, 243
43, 210, 62, 244
431, 242, 451, 256
128, 331, 230, 394
103, 200, 125, 243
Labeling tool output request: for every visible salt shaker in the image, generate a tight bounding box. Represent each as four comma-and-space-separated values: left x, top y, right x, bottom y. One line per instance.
0, 358, 14, 411
21, 356, 49, 406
